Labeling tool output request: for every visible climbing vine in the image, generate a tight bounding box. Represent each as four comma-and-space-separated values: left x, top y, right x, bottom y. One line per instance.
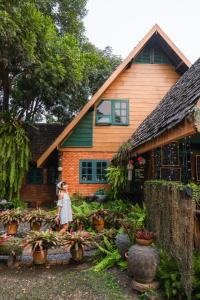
0, 116, 30, 202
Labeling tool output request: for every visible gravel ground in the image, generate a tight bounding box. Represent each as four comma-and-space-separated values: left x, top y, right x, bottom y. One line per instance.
0, 262, 133, 300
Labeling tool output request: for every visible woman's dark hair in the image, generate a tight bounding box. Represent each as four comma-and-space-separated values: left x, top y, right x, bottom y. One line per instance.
60, 181, 67, 189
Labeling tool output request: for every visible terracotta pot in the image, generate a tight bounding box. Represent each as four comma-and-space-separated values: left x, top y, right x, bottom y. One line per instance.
32, 249, 47, 264
7, 222, 18, 235
70, 246, 84, 262
31, 222, 42, 231
136, 238, 153, 246
128, 244, 159, 284
116, 233, 131, 258
93, 217, 105, 232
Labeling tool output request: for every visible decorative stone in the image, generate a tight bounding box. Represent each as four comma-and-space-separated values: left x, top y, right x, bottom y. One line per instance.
116, 233, 131, 258
128, 244, 159, 284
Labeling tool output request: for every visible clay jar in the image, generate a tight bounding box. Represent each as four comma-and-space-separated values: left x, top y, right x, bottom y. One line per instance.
128, 244, 159, 283
115, 233, 131, 258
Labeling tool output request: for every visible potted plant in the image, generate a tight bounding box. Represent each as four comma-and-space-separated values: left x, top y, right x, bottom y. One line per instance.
45, 214, 60, 232
90, 209, 108, 232
63, 231, 92, 262
0, 234, 24, 266
135, 228, 155, 246
25, 230, 61, 264
95, 188, 107, 203
0, 208, 23, 235
24, 209, 46, 231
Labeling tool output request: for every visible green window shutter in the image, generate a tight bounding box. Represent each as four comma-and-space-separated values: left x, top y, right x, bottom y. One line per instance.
27, 166, 43, 184
79, 160, 108, 184
61, 110, 93, 147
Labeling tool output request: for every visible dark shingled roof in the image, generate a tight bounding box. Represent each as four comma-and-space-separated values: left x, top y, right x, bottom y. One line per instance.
26, 124, 65, 161
129, 58, 200, 151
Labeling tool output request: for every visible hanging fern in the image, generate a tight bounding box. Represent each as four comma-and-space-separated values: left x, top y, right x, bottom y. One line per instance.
0, 116, 30, 202
106, 166, 128, 199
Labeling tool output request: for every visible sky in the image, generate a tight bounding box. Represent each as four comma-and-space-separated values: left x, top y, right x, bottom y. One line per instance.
84, 0, 200, 64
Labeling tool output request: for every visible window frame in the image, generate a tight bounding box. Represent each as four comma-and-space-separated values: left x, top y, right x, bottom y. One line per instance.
79, 159, 109, 184
96, 99, 129, 126
26, 166, 43, 185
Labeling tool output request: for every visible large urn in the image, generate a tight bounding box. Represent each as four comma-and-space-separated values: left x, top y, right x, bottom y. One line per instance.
115, 233, 131, 258
128, 244, 159, 284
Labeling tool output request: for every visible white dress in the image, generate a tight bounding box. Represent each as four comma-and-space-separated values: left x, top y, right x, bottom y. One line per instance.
57, 192, 73, 225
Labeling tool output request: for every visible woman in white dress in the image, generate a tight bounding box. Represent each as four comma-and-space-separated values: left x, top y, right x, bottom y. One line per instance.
56, 181, 73, 234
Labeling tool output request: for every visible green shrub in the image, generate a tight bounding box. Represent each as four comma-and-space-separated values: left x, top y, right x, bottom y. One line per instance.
193, 251, 200, 299
157, 250, 185, 299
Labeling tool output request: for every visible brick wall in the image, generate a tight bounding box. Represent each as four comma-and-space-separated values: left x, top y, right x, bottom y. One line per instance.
61, 151, 116, 196
20, 184, 56, 207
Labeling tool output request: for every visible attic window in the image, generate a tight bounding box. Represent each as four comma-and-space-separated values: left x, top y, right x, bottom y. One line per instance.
134, 46, 169, 64
96, 100, 129, 126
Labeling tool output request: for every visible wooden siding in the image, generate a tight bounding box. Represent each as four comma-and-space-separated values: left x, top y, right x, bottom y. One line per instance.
61, 110, 93, 147
62, 63, 180, 153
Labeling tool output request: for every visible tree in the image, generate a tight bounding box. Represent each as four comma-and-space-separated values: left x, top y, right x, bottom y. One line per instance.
45, 44, 122, 123
0, 0, 84, 120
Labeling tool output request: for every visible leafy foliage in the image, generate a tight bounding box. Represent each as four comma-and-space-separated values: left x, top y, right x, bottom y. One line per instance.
0, 1, 121, 122
0, 235, 23, 256
25, 230, 61, 250
193, 251, 200, 299
0, 208, 23, 225
24, 209, 46, 225
0, 116, 30, 201
94, 236, 123, 272
107, 166, 128, 199
157, 250, 185, 299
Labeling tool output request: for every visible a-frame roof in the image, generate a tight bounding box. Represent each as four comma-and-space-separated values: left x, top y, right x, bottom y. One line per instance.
37, 24, 191, 167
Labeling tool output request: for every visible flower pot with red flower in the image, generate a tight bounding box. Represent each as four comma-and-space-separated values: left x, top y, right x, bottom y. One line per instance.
135, 228, 155, 246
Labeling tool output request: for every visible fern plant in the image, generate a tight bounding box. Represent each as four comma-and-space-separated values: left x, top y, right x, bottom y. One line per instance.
0, 114, 30, 202
94, 236, 127, 272
106, 166, 128, 199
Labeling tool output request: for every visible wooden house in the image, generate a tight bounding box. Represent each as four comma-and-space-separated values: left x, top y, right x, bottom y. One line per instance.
36, 24, 191, 197
113, 58, 200, 194
21, 124, 64, 207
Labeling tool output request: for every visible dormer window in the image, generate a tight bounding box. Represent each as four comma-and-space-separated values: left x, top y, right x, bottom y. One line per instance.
96, 99, 129, 125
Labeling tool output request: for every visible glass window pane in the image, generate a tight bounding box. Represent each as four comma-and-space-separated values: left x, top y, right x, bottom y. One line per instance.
121, 110, 127, 116
88, 162, 92, 168
115, 102, 120, 109
97, 101, 111, 115
97, 116, 110, 124
121, 102, 127, 109
115, 109, 121, 116
120, 117, 127, 124
82, 162, 86, 167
